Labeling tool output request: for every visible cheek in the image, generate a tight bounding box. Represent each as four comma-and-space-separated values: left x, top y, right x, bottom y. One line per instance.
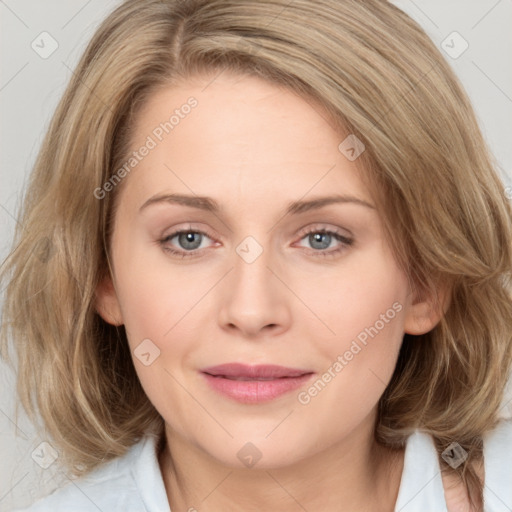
110, 243, 208, 419
294, 244, 408, 357
112, 231, 211, 345
293, 246, 408, 413
334, 301, 405, 388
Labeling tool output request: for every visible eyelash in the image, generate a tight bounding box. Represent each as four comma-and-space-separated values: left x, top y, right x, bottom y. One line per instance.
158, 226, 354, 259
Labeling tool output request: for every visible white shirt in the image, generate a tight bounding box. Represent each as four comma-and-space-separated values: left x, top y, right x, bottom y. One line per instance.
14, 419, 512, 512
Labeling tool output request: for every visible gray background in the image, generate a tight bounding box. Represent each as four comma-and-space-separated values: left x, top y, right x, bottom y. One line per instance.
1, 1, 511, 509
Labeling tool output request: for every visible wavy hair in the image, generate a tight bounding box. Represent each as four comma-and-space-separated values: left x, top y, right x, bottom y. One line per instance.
2, 0, 511, 506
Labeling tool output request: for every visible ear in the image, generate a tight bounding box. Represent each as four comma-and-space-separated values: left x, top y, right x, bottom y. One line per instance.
95, 275, 124, 326
404, 279, 451, 335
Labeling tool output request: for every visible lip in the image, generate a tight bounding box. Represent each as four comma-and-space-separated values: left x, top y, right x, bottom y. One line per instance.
201, 363, 315, 404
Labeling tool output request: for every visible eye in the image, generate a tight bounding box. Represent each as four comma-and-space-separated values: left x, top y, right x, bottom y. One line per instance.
296, 227, 353, 257
159, 227, 217, 258
158, 225, 353, 259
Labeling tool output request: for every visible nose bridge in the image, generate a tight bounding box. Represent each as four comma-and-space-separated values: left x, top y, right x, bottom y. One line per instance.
231, 235, 276, 306
234, 242, 271, 291
217, 235, 290, 336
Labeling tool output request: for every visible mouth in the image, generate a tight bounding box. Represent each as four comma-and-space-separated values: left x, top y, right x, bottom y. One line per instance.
201, 363, 315, 403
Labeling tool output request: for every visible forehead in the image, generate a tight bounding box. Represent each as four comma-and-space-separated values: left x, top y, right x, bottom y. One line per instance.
119, 72, 374, 214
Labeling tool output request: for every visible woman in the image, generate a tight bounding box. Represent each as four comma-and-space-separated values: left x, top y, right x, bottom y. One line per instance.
2, 0, 511, 510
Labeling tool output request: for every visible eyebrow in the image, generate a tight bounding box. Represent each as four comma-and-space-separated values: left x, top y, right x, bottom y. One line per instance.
139, 193, 375, 215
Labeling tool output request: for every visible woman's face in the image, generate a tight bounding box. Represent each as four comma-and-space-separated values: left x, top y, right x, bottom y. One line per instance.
97, 72, 432, 469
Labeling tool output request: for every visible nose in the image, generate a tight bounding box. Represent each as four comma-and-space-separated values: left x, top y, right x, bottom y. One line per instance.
217, 244, 292, 338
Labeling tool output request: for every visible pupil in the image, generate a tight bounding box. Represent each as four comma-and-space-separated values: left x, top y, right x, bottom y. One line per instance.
179, 232, 202, 250
310, 232, 331, 250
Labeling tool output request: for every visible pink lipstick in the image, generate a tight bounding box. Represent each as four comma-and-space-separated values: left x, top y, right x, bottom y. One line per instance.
201, 363, 314, 404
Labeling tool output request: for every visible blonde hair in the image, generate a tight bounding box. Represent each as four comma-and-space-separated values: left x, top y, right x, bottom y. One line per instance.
2, 0, 511, 506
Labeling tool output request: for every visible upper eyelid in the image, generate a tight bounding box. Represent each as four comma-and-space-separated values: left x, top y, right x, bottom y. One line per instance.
162, 224, 349, 237
297, 223, 352, 237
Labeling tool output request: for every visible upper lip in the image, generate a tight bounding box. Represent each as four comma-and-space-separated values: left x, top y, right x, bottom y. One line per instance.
201, 363, 313, 379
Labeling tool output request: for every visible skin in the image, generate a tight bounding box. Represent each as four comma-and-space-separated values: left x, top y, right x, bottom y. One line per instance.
96, 71, 449, 512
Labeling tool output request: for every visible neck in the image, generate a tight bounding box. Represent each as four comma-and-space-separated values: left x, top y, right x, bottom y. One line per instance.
158, 417, 404, 512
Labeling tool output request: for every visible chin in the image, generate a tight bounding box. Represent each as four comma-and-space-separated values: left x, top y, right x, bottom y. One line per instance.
193, 431, 316, 471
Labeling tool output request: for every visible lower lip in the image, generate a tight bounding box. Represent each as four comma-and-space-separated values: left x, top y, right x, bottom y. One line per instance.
202, 373, 314, 403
